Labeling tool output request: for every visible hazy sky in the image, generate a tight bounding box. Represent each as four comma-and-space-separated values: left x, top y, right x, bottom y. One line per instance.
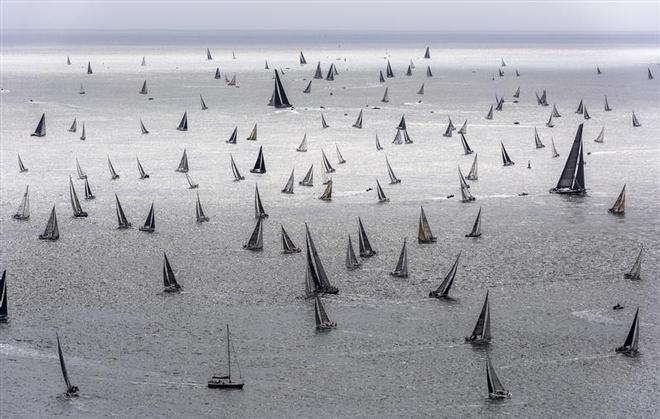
2, 0, 659, 32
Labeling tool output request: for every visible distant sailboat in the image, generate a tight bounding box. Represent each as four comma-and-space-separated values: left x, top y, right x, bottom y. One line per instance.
485, 105, 493, 120
304, 223, 339, 295
426, 66, 433, 77
466, 153, 478, 180
296, 134, 308, 152
486, 356, 511, 399
381, 87, 390, 103
319, 179, 332, 201
583, 105, 591, 120
389, 239, 408, 278
632, 111, 641, 127
139, 203, 156, 232
39, 205, 60, 240
314, 62, 323, 79
405, 65, 412, 76
379, 70, 385, 83
375, 133, 383, 151
376, 179, 389, 202
299, 165, 314, 186
352, 109, 364, 128
551, 139, 560, 158
230, 154, 245, 181
538, 89, 548, 106
140, 119, 149, 134
385, 156, 401, 184
465, 207, 482, 237
458, 120, 468, 135
0, 270, 6, 321
206, 48, 213, 60
139, 80, 148, 95
550, 124, 586, 194
546, 113, 555, 128
280, 225, 301, 253
604, 95, 612, 111
177, 112, 188, 131
68, 118, 77, 133
185, 173, 198, 189
31, 113, 46, 137
56, 333, 79, 397
250, 146, 266, 174
303, 80, 312, 94
162, 253, 182, 292
66, 56, 71, 65
13, 186, 30, 220
357, 217, 376, 257
83, 179, 94, 200
648, 68, 654, 80
227, 74, 237, 86
442, 123, 453, 138
79, 123, 86, 141
176, 149, 189, 173
429, 252, 461, 299
87, 61, 93, 74
460, 133, 473, 155
314, 295, 336, 330
608, 185, 625, 215
208, 325, 245, 389
200, 94, 208, 110
593, 126, 605, 143
534, 128, 545, 148
299, 51, 307, 65
552, 104, 561, 117
615, 307, 640, 356
226, 127, 238, 144
69, 176, 87, 217
141, 56, 146, 66
268, 70, 292, 108
623, 247, 642, 280
79, 83, 85, 95
418, 206, 437, 243
345, 235, 361, 270
336, 145, 346, 164
195, 192, 210, 223
424, 46, 431, 59
596, 66, 602, 74
325, 64, 335, 81
115, 194, 131, 229
575, 99, 584, 114
321, 113, 329, 129
500, 142, 515, 166
254, 185, 268, 218
108, 157, 120, 179
18, 154, 28, 173
465, 291, 491, 344
321, 150, 335, 173
513, 86, 520, 98
215, 68, 222, 79
282, 169, 295, 194
459, 167, 475, 202
386, 60, 394, 78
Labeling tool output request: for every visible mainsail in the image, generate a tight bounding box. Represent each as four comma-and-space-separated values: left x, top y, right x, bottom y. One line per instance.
575, 99, 584, 114
429, 252, 461, 299
458, 120, 468, 135
551, 139, 560, 157
304, 223, 339, 295
381, 87, 390, 103
345, 235, 361, 270
321, 150, 335, 173
139, 80, 148, 95
465, 291, 491, 343
386, 60, 394, 78
162, 253, 181, 292
141, 56, 146, 66
195, 192, 210, 223
243, 218, 263, 251
465, 207, 482, 237
336, 145, 346, 164
39, 205, 60, 240
379, 70, 385, 83
583, 105, 591, 120
226, 127, 238, 144
424, 46, 431, 59
418, 206, 437, 243
282, 169, 295, 194
624, 247, 643, 280
459, 167, 475, 202
321, 113, 329, 129
31, 113, 46, 137
466, 153, 478, 180
357, 217, 376, 257
299, 51, 307, 65
389, 239, 408, 278
185, 173, 198, 189
594, 126, 607, 145
254, 184, 268, 218
69, 176, 87, 217
648, 68, 654, 80
296, 134, 308, 152
615, 307, 640, 355
200, 94, 208, 110
132, 156, 147, 177
303, 80, 312, 94
108, 157, 120, 179
460, 133, 473, 154
79, 123, 86, 141
550, 123, 586, 194
18, 154, 28, 173
486, 356, 510, 399
376, 179, 389, 202
268, 70, 292, 108
406, 65, 412, 76
206, 48, 213, 60
604, 95, 612, 111
66, 56, 71, 65
177, 112, 188, 131
319, 179, 332, 201
176, 149, 189, 172
513, 86, 520, 98
534, 128, 545, 148
314, 295, 336, 330
314, 62, 323, 79
56, 333, 79, 396
115, 194, 131, 229
87, 61, 93, 74
385, 156, 401, 184
352, 109, 364, 128
68, 118, 77, 133
325, 64, 335, 81
299, 165, 314, 186
632, 111, 641, 127
485, 105, 493, 120
230, 154, 245, 181
139, 203, 156, 232
140, 119, 149, 134
13, 185, 30, 220
608, 184, 625, 215
501, 142, 514, 166
375, 133, 383, 151
250, 146, 266, 173
426, 66, 433, 77
0, 270, 7, 321
280, 225, 301, 253
546, 113, 555, 128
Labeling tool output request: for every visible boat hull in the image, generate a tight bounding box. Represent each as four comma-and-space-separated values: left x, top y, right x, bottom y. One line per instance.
549, 187, 586, 195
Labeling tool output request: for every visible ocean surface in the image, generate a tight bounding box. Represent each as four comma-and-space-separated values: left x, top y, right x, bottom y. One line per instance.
1, 31, 659, 418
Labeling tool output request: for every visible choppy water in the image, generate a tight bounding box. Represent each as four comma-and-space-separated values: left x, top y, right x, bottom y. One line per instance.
1, 32, 659, 418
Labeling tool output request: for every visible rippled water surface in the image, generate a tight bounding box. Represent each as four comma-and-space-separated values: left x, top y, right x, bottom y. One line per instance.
1, 32, 659, 418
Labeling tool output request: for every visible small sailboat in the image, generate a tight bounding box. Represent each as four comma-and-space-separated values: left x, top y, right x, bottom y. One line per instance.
429, 252, 461, 299
418, 207, 437, 244
424, 46, 431, 59
296, 134, 308, 152
137, 157, 150, 179
69, 176, 87, 217
458, 120, 468, 135
66, 56, 71, 65
214, 68, 222, 79
79, 123, 86, 141
513, 86, 520, 98
550, 124, 586, 194
459, 167, 475, 202
243, 218, 263, 251
604, 95, 612, 111
208, 325, 245, 389
465, 291, 491, 344
200, 94, 208, 110
18, 154, 28, 173
381, 87, 390, 103
460, 133, 473, 155
107, 157, 120, 179
375, 133, 383, 151
140, 119, 149, 134
575, 99, 584, 114
314, 296, 336, 330
546, 113, 554, 128
206, 48, 213, 60
385, 156, 401, 184
465, 207, 482, 237
176, 112, 188, 131
442, 123, 453, 138
608, 185, 625, 215
0, 270, 7, 321
230, 154, 245, 181
139, 80, 148, 95
31, 113, 46, 137
299, 165, 314, 186
615, 308, 640, 356
280, 225, 301, 253
485, 105, 493, 120
185, 173, 198, 189
376, 179, 389, 202
552, 104, 561, 117
389, 239, 408, 278
336, 145, 346, 164
466, 153, 478, 180
534, 128, 545, 148
325, 64, 335, 81
386, 60, 394, 78
138, 202, 155, 232
357, 217, 376, 257
299, 51, 307, 65
495, 97, 504, 111
175, 149, 189, 173
352, 109, 363, 128
83, 179, 94, 200
486, 356, 511, 399
39, 205, 60, 240
13, 186, 30, 220
195, 192, 210, 223
648, 68, 654, 80
583, 105, 591, 120
141, 56, 146, 66
68, 118, 77, 133
417, 83, 425, 95
115, 194, 131, 229
379, 70, 385, 83
539, 89, 548, 106
79, 83, 85, 95
632, 111, 641, 127
87, 61, 93, 74
321, 150, 335, 173
250, 146, 266, 174
409, 59, 415, 69
56, 333, 79, 397
319, 179, 332, 201
551, 139, 560, 158
345, 235, 361, 270
314, 62, 323, 79
245, 124, 258, 141
162, 253, 182, 292
226, 127, 238, 144
268, 70, 292, 108
426, 66, 433, 77
500, 142, 515, 166
596, 66, 602, 74
321, 112, 329, 129
303, 80, 312, 94
254, 185, 268, 218
406, 65, 412, 76
303, 223, 339, 295
624, 247, 643, 280
282, 169, 295, 194
227, 74, 237, 86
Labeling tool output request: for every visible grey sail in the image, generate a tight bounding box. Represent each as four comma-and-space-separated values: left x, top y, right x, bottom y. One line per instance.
177, 112, 188, 131
66, 56, 71, 65
115, 194, 131, 229
495, 97, 504, 111
406, 65, 412, 76
230, 154, 245, 181
389, 239, 408, 278
243, 218, 263, 251
215, 68, 222, 79
18, 154, 28, 173
594, 126, 605, 143
375, 133, 383, 151
69, 176, 87, 217
501, 142, 515, 166
56, 333, 79, 396
200, 94, 208, 110
79, 83, 85, 95
108, 157, 120, 179
195, 192, 209, 223
68, 118, 77, 133
247, 123, 257, 142
250, 146, 266, 174
321, 150, 335, 173
140, 119, 149, 134
352, 109, 363, 128
254, 185, 268, 218
185, 173, 198, 189
13, 185, 30, 220
228, 74, 237, 86
31, 113, 46, 137
162, 253, 181, 292
267, 70, 292, 108
615, 307, 639, 355
376, 179, 389, 202
83, 179, 94, 200
459, 167, 475, 202
624, 247, 642, 280
575, 99, 584, 114
325, 64, 335, 81
486, 356, 510, 399
417, 83, 425, 95
534, 128, 545, 148
225, 73, 230, 83
465, 207, 482, 237
515, 68, 520, 77
608, 184, 625, 215
604, 95, 612, 111
357, 217, 376, 257
314, 295, 336, 330
282, 169, 295, 194
552, 104, 561, 117
409, 59, 415, 69
485, 105, 493, 120
424, 46, 431, 59
460, 133, 473, 154
139, 80, 148, 95
79, 123, 86, 141
386, 60, 394, 78
226, 126, 238, 144
458, 120, 468, 135
550, 123, 586, 194
336, 145, 346, 164
648, 68, 654, 80
314, 62, 323, 79
304, 223, 338, 295
466, 291, 491, 343
632, 111, 641, 127
385, 156, 401, 184
381, 87, 390, 103
426, 66, 433, 77
539, 89, 548, 106
280, 225, 300, 253
319, 179, 332, 201
321, 112, 329, 129
466, 153, 478, 180
546, 113, 555, 128
206, 48, 213, 60
429, 252, 461, 299
303, 80, 312, 94
141, 56, 146, 66
597, 66, 602, 74
138, 202, 156, 232
379, 70, 385, 83
0, 270, 7, 321
583, 105, 591, 120
299, 165, 314, 186
296, 134, 308, 152
39, 205, 59, 240
550, 139, 560, 158
513, 86, 520, 98
345, 235, 361, 270
176, 149, 189, 172
87, 61, 93, 74
299, 51, 307, 65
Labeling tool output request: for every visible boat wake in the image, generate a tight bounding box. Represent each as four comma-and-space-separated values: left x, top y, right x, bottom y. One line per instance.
0, 343, 56, 360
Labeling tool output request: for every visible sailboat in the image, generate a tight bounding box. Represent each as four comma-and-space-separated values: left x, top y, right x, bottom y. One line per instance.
623, 247, 643, 280
319, 179, 332, 201
345, 235, 361, 270
539, 89, 548, 106
459, 167, 475, 202
534, 128, 545, 148
442, 123, 453, 138
254, 185, 268, 218
13, 186, 30, 220
615, 308, 640, 356
296, 134, 308, 152
250, 146, 266, 174
379, 70, 385, 83
175, 149, 189, 172
232, 50, 237, 60
515, 69, 520, 77
115, 194, 131, 229
352, 109, 363, 128
608, 185, 625, 215
299, 165, 314, 186
357, 217, 376, 257
551, 139, 560, 157
486, 356, 511, 399
552, 104, 561, 117
405, 65, 412, 76
465, 291, 491, 344
208, 325, 245, 389
214, 68, 222, 79
79, 123, 86, 141
139, 202, 155, 232
230, 154, 245, 181
597, 66, 602, 74
321, 112, 329, 129
69, 176, 87, 217
500, 142, 515, 166
550, 124, 586, 194
137, 157, 150, 179
226, 127, 238, 144
268, 70, 292, 108
141, 56, 146, 66
244, 124, 257, 141
304, 223, 339, 295
140, 119, 149, 134
39, 206, 59, 240
194, 192, 210, 223
495, 97, 504, 111
282, 169, 295, 194
83, 179, 94, 200
177, 112, 188, 131
18, 154, 28, 173
386, 60, 394, 78
465, 207, 482, 237
485, 105, 493, 120
375, 133, 383, 151
185, 173, 198, 189
325, 64, 335, 81
280, 225, 301, 253
513, 86, 520, 98
68, 118, 77, 133
409, 59, 415, 69
575, 99, 584, 114
429, 252, 461, 299
466, 153, 478, 180
314, 62, 323, 79
31, 113, 46, 137
162, 253, 182, 292
418, 206, 437, 243
79, 83, 85, 95
546, 113, 555, 128
228, 74, 237, 87
87, 61, 93, 74
66, 56, 71, 65
604, 95, 612, 111
200, 94, 208, 110
299, 51, 307, 65
424, 46, 431, 59
632, 111, 641, 127
426, 66, 433, 77
139, 80, 148, 95
107, 157, 120, 179
376, 179, 389, 202
206, 48, 213, 60
381, 87, 390, 103
583, 105, 591, 120
314, 296, 336, 330
321, 150, 335, 173
389, 239, 408, 278
385, 156, 401, 184
0, 270, 6, 321
458, 120, 468, 135
56, 333, 79, 397
303, 80, 312, 94
336, 145, 346, 164
460, 133, 473, 155
648, 68, 654, 80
